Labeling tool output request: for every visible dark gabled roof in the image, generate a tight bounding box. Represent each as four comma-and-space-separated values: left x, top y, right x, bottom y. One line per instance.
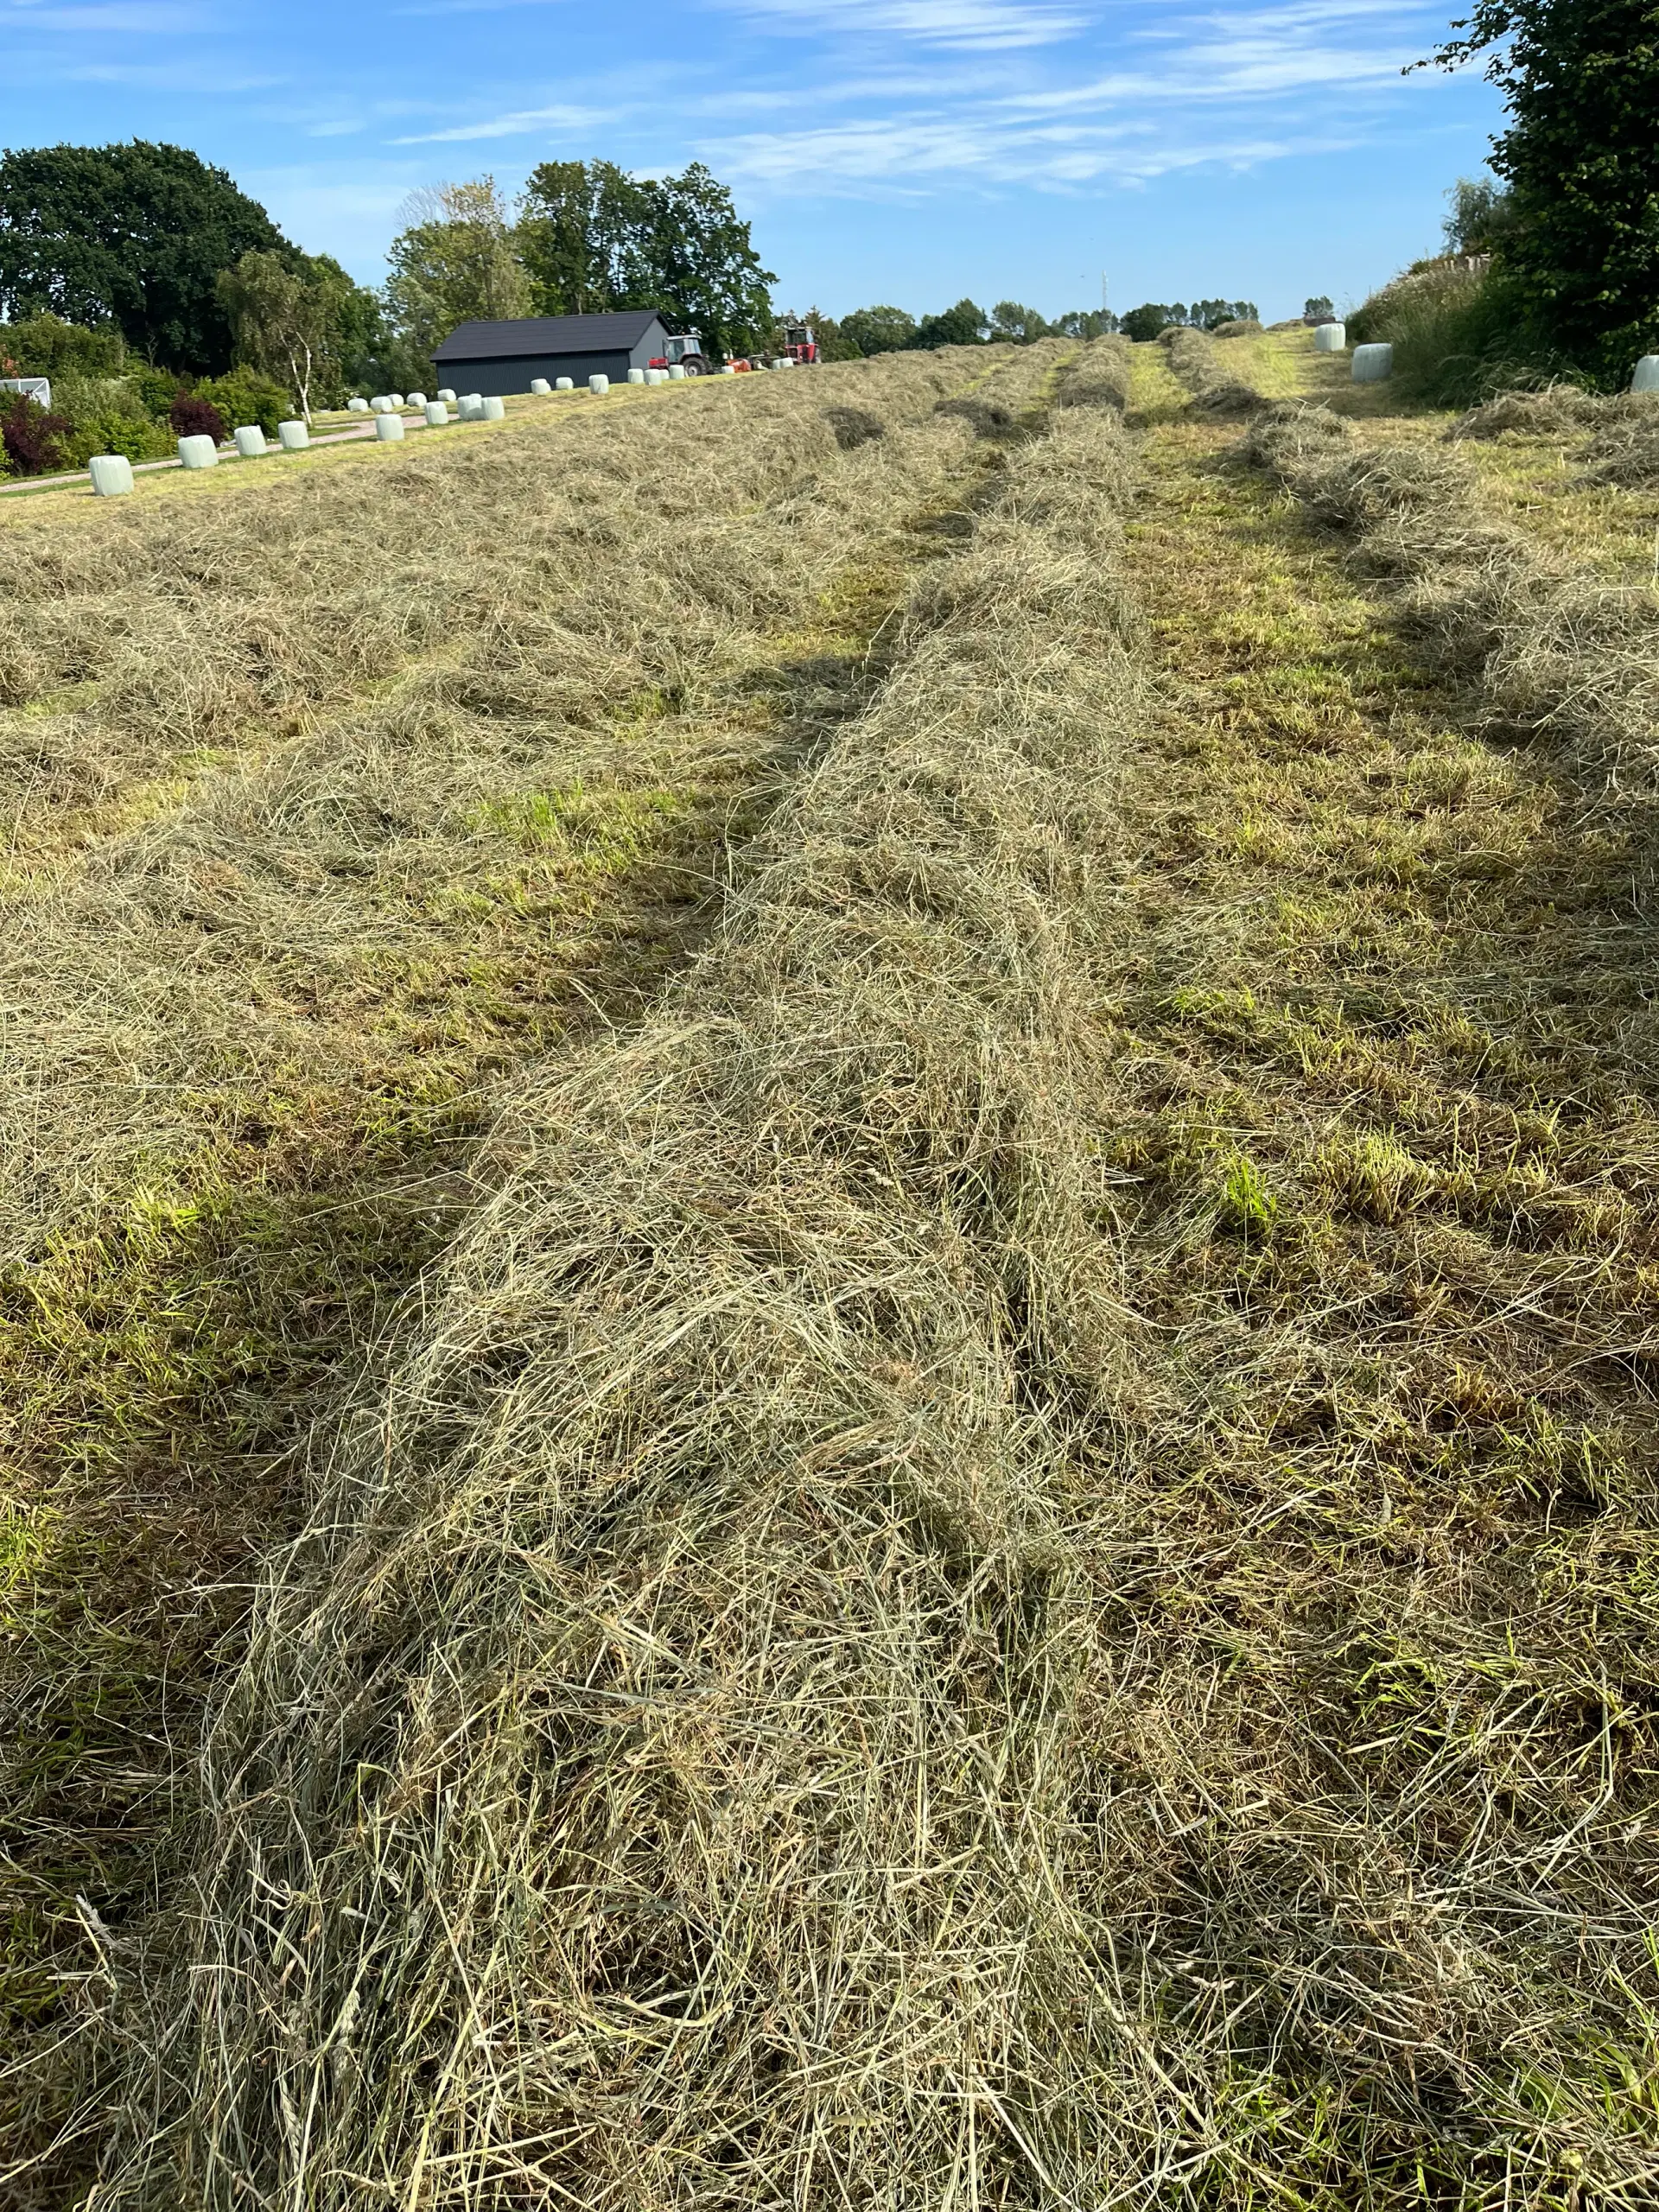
433, 311, 665, 362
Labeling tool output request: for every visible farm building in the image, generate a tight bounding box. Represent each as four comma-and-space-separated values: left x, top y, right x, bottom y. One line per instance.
432, 310, 673, 395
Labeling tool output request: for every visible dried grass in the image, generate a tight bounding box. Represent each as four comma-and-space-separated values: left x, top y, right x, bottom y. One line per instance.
1447, 386, 1605, 440
1581, 400, 1659, 487
1, 341, 1077, 2190
1162, 327, 1263, 417
1243, 402, 1659, 787
85, 376, 1149, 2209
1055, 334, 1132, 410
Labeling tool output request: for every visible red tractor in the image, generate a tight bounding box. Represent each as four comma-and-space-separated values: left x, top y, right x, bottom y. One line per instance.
648, 332, 713, 376
781, 322, 819, 365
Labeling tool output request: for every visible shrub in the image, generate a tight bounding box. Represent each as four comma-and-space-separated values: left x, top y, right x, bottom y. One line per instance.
1347, 261, 1562, 405
0, 310, 125, 379
1, 391, 73, 475
170, 394, 227, 444
62, 410, 175, 469
132, 364, 185, 420
192, 366, 290, 437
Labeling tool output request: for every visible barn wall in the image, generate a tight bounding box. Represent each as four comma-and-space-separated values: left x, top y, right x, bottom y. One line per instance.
435, 324, 669, 397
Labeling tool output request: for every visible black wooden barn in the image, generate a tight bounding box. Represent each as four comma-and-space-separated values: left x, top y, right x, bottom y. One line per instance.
431, 311, 671, 395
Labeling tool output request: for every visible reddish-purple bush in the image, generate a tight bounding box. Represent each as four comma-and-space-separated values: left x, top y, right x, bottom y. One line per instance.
169, 394, 226, 444
1, 393, 73, 477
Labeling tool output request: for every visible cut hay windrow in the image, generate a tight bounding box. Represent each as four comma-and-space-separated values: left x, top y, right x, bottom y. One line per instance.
1159, 325, 1262, 418
86, 354, 1147, 2207
0, 341, 1076, 2182
1243, 400, 1659, 797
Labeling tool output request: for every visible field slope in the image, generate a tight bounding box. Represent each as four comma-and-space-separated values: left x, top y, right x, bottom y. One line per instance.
5, 330, 1659, 2209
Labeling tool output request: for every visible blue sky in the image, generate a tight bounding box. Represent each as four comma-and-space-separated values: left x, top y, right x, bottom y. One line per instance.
3, 0, 1504, 322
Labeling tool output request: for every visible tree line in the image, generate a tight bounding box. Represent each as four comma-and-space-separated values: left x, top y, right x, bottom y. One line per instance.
0, 143, 779, 402
804, 297, 1259, 356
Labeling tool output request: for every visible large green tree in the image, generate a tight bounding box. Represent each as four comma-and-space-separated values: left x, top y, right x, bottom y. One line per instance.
0, 141, 292, 372
989, 300, 1050, 342
219, 249, 365, 422
515, 159, 774, 361
1427, 0, 1659, 382
839, 305, 917, 355
516, 159, 655, 314
385, 180, 531, 360
913, 298, 988, 347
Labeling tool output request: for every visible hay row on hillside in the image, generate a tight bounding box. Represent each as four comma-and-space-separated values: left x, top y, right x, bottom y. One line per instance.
1243, 401, 1659, 795
1, 346, 1071, 1262
1446, 385, 1659, 488
0, 342, 1073, 2180
1159, 327, 1262, 418
82, 351, 1146, 2206
0, 348, 995, 809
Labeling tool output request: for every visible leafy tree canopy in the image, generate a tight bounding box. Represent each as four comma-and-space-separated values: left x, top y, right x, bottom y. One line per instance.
0, 141, 293, 372
218, 248, 381, 417
914, 297, 988, 347
0, 308, 125, 378
517, 160, 774, 363
990, 300, 1050, 342
839, 305, 917, 355
1425, 0, 1659, 383
1054, 308, 1120, 338
516, 159, 655, 315
385, 179, 531, 362
1442, 175, 1516, 255
1119, 302, 1179, 341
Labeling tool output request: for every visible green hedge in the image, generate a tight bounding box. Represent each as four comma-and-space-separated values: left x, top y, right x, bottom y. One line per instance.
193, 367, 292, 437
1347, 263, 1571, 406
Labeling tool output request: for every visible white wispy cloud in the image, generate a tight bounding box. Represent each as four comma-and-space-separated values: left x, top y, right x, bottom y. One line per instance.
696, 0, 1438, 194
392, 101, 617, 143
728, 0, 1089, 51
709, 109, 1337, 190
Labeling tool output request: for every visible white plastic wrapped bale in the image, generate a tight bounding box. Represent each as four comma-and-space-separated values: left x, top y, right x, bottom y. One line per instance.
389, 393, 405, 407
481, 396, 505, 421
1313, 321, 1346, 352
233, 425, 268, 458
1352, 342, 1393, 383
348, 396, 371, 413
277, 420, 308, 451
588, 373, 609, 394
644, 367, 664, 385
556, 377, 574, 391
436, 387, 456, 404
89, 454, 134, 497
406, 391, 427, 409
531, 378, 551, 395
719, 364, 735, 376
375, 412, 406, 442
177, 434, 219, 470
370, 397, 392, 414
1632, 356, 1659, 394
626, 368, 645, 384
424, 400, 448, 426
667, 364, 685, 380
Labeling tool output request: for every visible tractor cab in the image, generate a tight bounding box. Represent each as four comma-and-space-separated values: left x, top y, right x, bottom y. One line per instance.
783, 324, 818, 365
648, 331, 711, 376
